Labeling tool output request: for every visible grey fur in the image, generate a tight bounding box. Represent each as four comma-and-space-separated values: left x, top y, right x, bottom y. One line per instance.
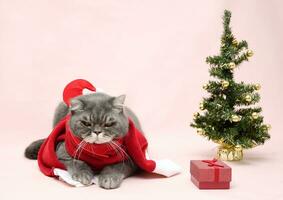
53, 102, 69, 127
24, 139, 45, 159
25, 92, 142, 189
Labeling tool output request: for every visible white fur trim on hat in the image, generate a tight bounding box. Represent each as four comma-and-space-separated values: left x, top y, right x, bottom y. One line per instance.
83, 87, 105, 95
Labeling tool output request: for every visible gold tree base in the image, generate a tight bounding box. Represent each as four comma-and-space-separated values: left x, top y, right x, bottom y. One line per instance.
216, 145, 243, 161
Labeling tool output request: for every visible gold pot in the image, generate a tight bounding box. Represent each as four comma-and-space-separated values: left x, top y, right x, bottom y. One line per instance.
216, 144, 243, 161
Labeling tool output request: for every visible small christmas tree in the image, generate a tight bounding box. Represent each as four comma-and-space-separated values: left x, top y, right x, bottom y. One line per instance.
191, 10, 271, 161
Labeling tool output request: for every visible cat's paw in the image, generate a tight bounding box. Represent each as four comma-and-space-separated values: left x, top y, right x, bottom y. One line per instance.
98, 173, 124, 189
71, 170, 93, 186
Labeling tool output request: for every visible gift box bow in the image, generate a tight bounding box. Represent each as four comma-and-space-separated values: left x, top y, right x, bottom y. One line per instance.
201, 159, 224, 182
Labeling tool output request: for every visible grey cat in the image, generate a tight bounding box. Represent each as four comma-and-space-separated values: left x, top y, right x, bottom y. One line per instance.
25, 93, 142, 189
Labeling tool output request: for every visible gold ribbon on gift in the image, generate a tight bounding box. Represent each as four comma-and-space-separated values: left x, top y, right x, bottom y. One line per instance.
216, 144, 243, 161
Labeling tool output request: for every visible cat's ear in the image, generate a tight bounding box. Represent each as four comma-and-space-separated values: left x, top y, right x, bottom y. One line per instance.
70, 99, 84, 114
112, 95, 126, 113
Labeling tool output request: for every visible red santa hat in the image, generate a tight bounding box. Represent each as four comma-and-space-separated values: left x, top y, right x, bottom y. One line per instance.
37, 79, 181, 186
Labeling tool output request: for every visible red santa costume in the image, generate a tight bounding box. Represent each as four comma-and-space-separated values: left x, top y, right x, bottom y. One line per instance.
37, 79, 181, 186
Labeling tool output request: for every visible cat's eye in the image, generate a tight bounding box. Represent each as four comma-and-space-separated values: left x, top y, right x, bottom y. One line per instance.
105, 122, 115, 127
81, 121, 91, 127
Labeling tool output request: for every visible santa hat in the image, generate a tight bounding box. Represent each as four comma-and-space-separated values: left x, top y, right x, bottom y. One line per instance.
38, 79, 181, 186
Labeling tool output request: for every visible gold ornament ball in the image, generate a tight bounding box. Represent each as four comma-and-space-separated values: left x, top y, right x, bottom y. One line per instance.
245, 94, 252, 102
255, 83, 261, 90
247, 50, 254, 57
228, 62, 236, 70
231, 114, 241, 122
262, 124, 271, 131
193, 112, 199, 119
196, 128, 205, 135
252, 112, 259, 119
203, 84, 208, 90
232, 39, 238, 46
199, 102, 204, 110
221, 80, 230, 88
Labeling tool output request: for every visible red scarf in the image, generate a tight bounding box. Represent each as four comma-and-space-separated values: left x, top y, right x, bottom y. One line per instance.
38, 114, 155, 177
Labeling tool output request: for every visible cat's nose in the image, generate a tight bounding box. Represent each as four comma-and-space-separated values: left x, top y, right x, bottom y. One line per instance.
93, 130, 102, 135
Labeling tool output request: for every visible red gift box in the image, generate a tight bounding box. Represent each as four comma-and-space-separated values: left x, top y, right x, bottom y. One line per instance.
190, 159, 232, 189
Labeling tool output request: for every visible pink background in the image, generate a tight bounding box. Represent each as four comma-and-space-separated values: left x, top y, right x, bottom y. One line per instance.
1, 0, 282, 199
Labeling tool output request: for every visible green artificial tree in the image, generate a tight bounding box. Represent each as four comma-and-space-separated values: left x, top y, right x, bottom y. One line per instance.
191, 10, 270, 161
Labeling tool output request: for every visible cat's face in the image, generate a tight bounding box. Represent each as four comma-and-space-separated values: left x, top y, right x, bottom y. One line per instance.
69, 93, 129, 144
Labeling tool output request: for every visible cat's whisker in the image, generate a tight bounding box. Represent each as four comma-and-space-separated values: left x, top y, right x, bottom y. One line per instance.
77, 141, 88, 159
108, 142, 126, 168
70, 133, 90, 159
74, 140, 88, 160
107, 143, 120, 158
111, 141, 127, 168
110, 141, 133, 166
73, 140, 85, 160
76, 135, 96, 159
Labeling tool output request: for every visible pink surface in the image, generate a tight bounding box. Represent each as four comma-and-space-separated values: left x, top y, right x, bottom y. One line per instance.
0, 0, 282, 200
